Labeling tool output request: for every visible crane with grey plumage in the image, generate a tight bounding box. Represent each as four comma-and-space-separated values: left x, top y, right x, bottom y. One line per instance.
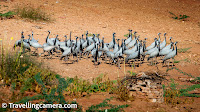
162, 42, 178, 67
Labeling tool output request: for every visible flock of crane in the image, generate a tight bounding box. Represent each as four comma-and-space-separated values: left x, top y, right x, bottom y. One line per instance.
14, 30, 178, 68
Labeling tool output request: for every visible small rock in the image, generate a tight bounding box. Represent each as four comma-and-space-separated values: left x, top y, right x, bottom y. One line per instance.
33, 26, 42, 29
190, 78, 195, 81
149, 98, 157, 102
127, 100, 131, 102
102, 26, 107, 28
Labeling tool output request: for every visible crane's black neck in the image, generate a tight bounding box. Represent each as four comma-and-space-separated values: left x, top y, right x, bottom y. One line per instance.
46, 32, 50, 43
70, 32, 72, 41
143, 43, 145, 52
102, 38, 104, 48
87, 37, 89, 46
175, 44, 177, 55
138, 44, 140, 58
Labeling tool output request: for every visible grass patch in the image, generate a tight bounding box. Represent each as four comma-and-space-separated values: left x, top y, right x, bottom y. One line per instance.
177, 47, 192, 53
169, 12, 189, 21
66, 74, 118, 97
179, 84, 200, 97
174, 58, 189, 63
127, 71, 137, 76
0, 11, 15, 19
163, 79, 182, 106
14, 6, 51, 21
0, 5, 15, 19
163, 79, 196, 107
163, 68, 200, 106
66, 74, 134, 101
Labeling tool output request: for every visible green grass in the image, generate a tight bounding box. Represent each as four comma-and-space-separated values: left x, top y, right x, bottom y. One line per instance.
179, 84, 200, 97
163, 67, 200, 106
174, 58, 189, 63
66, 74, 124, 98
14, 6, 51, 21
169, 12, 189, 21
0, 4, 15, 19
124, 33, 129, 37
177, 47, 192, 53
169, 79, 200, 95
127, 71, 137, 76
163, 78, 198, 106
0, 11, 15, 19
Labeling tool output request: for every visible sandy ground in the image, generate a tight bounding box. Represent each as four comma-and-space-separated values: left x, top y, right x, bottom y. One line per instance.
0, 0, 200, 111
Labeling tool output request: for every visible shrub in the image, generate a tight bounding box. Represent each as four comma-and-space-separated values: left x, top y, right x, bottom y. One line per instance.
14, 6, 51, 21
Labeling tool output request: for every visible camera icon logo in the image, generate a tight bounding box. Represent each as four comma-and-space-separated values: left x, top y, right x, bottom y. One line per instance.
2, 103, 7, 108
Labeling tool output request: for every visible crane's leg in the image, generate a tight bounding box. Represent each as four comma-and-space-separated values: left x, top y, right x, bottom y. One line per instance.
168, 60, 169, 68
76, 53, 78, 63
105, 55, 108, 63
134, 60, 136, 69
64, 56, 68, 61
109, 58, 112, 66
160, 56, 163, 60
172, 58, 174, 67
162, 61, 164, 67
39, 50, 44, 57
155, 57, 157, 66
118, 58, 121, 69
79, 52, 82, 60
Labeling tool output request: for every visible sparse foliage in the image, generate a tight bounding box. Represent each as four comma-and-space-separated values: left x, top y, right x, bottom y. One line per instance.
169, 12, 189, 21
177, 47, 192, 53
14, 6, 51, 21
86, 97, 129, 112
